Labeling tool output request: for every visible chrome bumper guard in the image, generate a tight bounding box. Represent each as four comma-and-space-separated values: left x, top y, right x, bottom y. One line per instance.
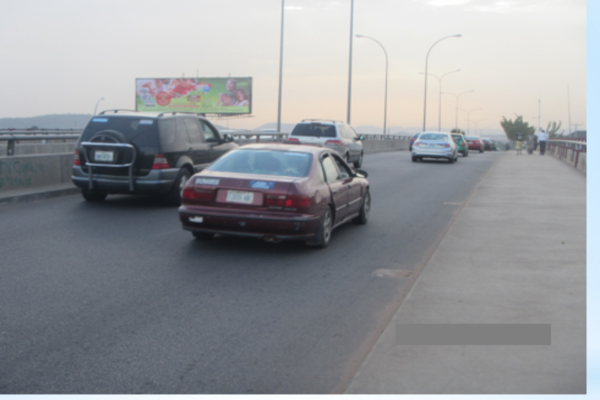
81, 142, 137, 191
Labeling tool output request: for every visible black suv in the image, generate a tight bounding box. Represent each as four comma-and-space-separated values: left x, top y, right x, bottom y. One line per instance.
72, 110, 238, 205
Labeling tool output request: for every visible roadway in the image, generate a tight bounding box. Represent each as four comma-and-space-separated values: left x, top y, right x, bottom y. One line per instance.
0, 150, 499, 394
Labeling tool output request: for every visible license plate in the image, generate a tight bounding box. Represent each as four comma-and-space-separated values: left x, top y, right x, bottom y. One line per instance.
226, 190, 254, 204
428, 143, 435, 148
94, 150, 114, 162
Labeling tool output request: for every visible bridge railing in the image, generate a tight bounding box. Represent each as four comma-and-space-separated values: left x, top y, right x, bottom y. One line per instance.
546, 139, 587, 174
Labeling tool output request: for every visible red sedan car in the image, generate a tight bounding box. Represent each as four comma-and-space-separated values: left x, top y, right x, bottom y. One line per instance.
179, 143, 371, 248
465, 136, 484, 153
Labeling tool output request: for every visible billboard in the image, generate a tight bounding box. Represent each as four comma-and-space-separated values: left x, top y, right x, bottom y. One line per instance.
135, 77, 252, 114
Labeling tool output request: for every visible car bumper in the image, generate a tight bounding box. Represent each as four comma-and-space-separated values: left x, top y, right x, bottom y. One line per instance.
72, 166, 179, 194
412, 148, 454, 159
179, 205, 321, 240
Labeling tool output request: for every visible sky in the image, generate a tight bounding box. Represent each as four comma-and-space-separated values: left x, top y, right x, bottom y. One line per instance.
0, 0, 587, 136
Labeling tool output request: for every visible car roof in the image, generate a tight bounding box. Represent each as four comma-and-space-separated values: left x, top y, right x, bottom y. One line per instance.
297, 119, 343, 125
237, 143, 329, 155
96, 111, 210, 122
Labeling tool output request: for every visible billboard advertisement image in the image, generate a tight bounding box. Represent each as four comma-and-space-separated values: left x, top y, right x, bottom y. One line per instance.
136, 77, 252, 114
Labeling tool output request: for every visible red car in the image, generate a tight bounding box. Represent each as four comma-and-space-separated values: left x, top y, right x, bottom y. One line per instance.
465, 136, 484, 153
179, 143, 371, 248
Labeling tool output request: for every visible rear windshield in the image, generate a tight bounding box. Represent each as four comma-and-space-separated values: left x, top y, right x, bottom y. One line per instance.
208, 149, 313, 177
81, 116, 158, 147
451, 135, 464, 142
290, 123, 336, 138
419, 133, 448, 141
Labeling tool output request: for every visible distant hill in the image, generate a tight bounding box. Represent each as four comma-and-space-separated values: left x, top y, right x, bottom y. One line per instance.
0, 114, 93, 129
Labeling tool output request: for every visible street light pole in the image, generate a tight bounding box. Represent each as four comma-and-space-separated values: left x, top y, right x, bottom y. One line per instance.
277, 0, 285, 133
459, 107, 482, 134
347, 0, 354, 124
442, 90, 474, 130
419, 69, 460, 131
422, 34, 462, 132
94, 97, 104, 115
472, 118, 487, 136
356, 34, 388, 135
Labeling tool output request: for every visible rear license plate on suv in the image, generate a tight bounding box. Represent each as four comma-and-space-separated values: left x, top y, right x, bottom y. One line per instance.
226, 190, 254, 204
94, 151, 114, 162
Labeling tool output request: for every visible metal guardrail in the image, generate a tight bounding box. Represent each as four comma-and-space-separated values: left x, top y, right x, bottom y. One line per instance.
547, 139, 587, 172
0, 130, 83, 156
0, 129, 411, 156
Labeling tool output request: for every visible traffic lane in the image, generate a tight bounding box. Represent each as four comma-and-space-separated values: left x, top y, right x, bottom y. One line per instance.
0, 150, 500, 393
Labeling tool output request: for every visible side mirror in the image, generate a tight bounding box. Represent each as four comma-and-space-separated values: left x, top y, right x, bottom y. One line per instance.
354, 168, 368, 178
356, 135, 365, 141
222, 134, 234, 143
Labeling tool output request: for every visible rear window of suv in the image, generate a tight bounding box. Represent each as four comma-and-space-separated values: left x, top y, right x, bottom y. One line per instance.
81, 116, 159, 147
290, 123, 336, 138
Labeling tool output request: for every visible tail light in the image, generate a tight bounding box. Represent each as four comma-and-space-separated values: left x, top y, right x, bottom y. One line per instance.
265, 194, 310, 209
183, 186, 215, 201
74, 149, 80, 166
285, 195, 310, 208
414, 141, 422, 147
286, 138, 300, 143
152, 154, 170, 169
441, 143, 451, 148
325, 140, 343, 146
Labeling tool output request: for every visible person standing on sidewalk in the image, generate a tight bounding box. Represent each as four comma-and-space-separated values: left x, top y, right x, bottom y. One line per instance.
538, 128, 548, 155
516, 131, 524, 155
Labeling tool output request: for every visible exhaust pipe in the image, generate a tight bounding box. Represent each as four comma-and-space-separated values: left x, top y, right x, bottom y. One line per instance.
263, 235, 282, 243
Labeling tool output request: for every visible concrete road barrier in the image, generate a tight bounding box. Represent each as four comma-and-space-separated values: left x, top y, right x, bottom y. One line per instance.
0, 153, 74, 194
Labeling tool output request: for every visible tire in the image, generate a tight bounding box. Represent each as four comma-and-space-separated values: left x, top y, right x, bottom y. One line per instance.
166, 168, 191, 206
412, 156, 417, 162
81, 188, 107, 202
352, 190, 371, 225
354, 152, 363, 168
306, 206, 333, 249
89, 130, 127, 144
345, 153, 351, 165
193, 231, 215, 240
479, 148, 484, 153
448, 156, 454, 164
463, 150, 468, 157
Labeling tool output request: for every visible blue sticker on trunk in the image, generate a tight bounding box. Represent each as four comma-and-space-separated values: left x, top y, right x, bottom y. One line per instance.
250, 181, 274, 189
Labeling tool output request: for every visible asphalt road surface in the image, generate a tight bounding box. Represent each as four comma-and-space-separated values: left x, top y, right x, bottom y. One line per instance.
0, 150, 500, 394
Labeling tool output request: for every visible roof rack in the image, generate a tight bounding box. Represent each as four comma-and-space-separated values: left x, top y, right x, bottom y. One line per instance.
98, 109, 138, 115
301, 119, 344, 124
156, 111, 206, 118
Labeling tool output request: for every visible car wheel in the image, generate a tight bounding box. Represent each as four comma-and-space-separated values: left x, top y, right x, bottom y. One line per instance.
448, 156, 454, 164
81, 188, 107, 202
354, 152, 363, 168
193, 231, 215, 240
166, 168, 191, 206
306, 206, 333, 249
412, 156, 417, 162
345, 153, 351, 165
463, 150, 468, 157
479, 148, 484, 153
352, 190, 370, 225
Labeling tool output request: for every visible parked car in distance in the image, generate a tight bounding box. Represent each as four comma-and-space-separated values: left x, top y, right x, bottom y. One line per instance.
72, 110, 238, 205
465, 135, 484, 153
286, 119, 365, 168
179, 143, 371, 248
482, 138, 493, 151
411, 132, 458, 163
409, 133, 419, 151
451, 133, 469, 157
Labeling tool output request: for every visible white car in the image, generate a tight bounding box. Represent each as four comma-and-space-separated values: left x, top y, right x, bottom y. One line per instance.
411, 132, 459, 163
286, 119, 365, 168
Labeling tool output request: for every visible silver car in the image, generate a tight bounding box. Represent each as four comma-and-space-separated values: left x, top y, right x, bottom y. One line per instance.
287, 119, 365, 168
411, 132, 459, 163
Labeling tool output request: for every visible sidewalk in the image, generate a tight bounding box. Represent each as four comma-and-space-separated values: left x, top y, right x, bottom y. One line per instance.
346, 152, 586, 394
0, 182, 79, 205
